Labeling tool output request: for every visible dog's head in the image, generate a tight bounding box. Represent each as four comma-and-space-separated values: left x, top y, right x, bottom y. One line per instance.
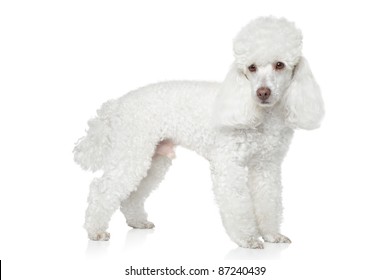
213, 17, 324, 130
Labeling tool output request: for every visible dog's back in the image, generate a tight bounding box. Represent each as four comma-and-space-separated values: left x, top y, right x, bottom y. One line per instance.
74, 81, 220, 171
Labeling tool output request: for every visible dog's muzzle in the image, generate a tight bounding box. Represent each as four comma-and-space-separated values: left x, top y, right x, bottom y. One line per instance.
256, 87, 271, 101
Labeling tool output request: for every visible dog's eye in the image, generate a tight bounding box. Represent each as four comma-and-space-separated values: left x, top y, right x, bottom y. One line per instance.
275, 62, 285, 70
248, 64, 257, 72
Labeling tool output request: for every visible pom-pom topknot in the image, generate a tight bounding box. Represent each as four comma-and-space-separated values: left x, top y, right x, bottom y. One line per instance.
233, 17, 303, 69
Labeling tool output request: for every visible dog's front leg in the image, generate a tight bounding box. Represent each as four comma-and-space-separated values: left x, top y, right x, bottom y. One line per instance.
248, 161, 291, 243
210, 156, 262, 249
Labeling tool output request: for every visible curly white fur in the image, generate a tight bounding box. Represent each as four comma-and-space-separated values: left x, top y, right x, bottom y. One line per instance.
74, 16, 324, 249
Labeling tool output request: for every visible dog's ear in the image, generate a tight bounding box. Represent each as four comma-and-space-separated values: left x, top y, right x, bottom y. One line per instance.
282, 57, 324, 130
213, 64, 263, 128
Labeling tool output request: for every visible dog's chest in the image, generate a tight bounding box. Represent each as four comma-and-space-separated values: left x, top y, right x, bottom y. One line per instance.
235, 120, 293, 163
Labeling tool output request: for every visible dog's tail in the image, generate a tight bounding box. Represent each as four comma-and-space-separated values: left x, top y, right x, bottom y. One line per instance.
73, 99, 118, 172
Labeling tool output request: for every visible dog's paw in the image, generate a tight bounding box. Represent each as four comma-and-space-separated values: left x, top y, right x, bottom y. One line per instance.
127, 220, 155, 229
237, 237, 264, 249
263, 233, 291, 243
88, 231, 110, 241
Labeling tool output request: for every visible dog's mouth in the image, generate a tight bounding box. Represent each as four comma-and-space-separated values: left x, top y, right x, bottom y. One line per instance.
258, 100, 274, 107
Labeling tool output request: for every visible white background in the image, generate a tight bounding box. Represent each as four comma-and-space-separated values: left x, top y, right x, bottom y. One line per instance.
1, 0, 389, 279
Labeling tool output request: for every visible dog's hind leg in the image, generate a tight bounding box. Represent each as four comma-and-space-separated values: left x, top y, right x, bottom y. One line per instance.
84, 157, 154, 241
120, 155, 172, 229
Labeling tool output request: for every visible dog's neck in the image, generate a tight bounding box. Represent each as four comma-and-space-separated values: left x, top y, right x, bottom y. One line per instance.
257, 103, 288, 132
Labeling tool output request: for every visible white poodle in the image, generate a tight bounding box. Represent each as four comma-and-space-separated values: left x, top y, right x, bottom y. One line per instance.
74, 16, 324, 249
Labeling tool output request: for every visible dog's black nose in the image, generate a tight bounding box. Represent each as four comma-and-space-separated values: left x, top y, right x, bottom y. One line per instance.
256, 87, 271, 101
